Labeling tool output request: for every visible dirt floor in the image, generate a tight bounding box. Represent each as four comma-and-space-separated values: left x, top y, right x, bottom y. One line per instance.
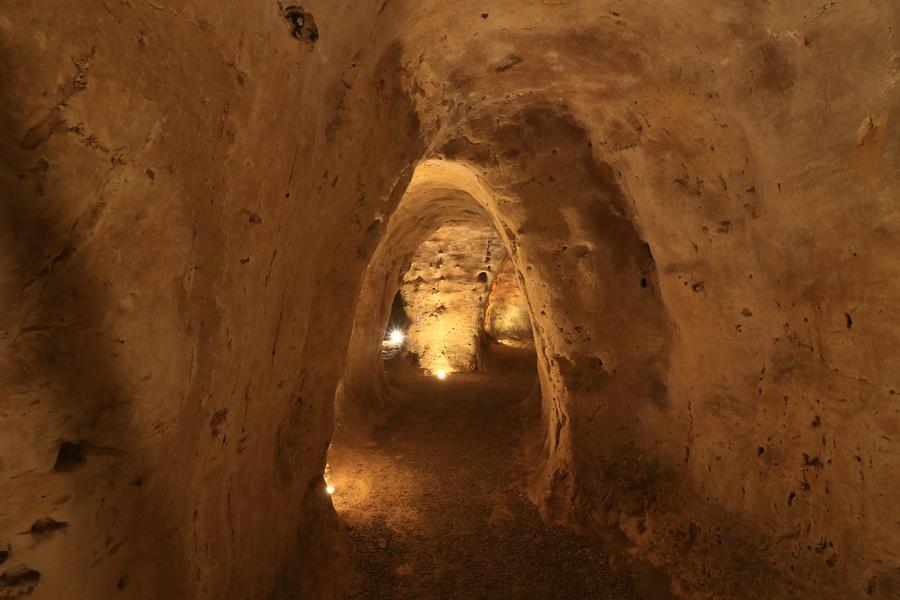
328, 345, 676, 599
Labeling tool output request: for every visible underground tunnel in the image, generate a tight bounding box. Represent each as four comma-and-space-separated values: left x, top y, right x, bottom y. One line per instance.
328, 213, 566, 597
1, 1, 898, 599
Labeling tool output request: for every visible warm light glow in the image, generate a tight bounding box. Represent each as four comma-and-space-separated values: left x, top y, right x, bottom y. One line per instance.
435, 369, 447, 380
326, 484, 335, 495
389, 328, 405, 344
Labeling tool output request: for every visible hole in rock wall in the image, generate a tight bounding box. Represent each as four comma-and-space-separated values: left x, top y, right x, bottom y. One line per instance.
53, 440, 87, 472
280, 4, 319, 44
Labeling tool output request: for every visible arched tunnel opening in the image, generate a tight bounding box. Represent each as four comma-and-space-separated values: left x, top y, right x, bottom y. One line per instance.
1, 3, 897, 600
323, 156, 678, 596
326, 216, 568, 597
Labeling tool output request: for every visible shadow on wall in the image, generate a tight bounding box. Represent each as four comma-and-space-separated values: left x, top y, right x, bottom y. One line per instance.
483, 254, 534, 349
0, 45, 176, 597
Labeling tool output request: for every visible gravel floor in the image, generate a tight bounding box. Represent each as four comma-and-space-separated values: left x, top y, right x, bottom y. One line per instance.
329, 347, 673, 599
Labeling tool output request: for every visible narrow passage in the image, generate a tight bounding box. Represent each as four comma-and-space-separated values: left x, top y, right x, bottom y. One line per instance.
328, 346, 672, 599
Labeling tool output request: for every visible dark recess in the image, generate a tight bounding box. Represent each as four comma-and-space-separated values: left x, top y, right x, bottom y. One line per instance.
53, 441, 86, 471
386, 290, 412, 335
28, 518, 68, 538
282, 6, 319, 43
0, 565, 40, 587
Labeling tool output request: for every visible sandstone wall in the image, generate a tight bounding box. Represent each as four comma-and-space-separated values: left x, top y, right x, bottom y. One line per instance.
1, 1, 897, 599
0, 2, 419, 597
484, 255, 534, 347
398, 221, 501, 373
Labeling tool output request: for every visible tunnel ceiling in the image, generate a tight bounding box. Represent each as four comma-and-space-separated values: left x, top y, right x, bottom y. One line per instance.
0, 1, 898, 599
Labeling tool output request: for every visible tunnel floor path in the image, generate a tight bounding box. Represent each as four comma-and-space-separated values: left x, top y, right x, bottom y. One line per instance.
328, 345, 674, 599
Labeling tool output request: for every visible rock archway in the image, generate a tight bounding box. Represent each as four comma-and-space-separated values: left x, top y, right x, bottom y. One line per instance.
339, 137, 675, 526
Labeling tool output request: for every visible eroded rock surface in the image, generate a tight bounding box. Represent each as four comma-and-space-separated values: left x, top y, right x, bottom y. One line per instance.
399, 221, 502, 372
484, 256, 533, 348
0, 1, 897, 599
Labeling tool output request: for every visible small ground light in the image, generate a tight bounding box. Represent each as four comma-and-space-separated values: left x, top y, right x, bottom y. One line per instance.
389, 329, 404, 344
436, 369, 447, 380
326, 484, 335, 495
